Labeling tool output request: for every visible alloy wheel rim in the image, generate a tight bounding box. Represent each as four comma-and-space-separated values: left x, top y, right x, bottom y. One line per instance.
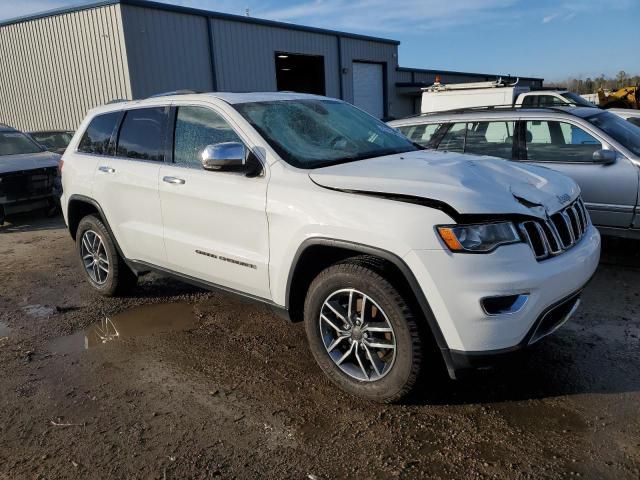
80, 230, 110, 285
319, 288, 396, 381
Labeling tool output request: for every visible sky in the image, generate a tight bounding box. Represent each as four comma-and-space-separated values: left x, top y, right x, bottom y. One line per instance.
1, 0, 638, 81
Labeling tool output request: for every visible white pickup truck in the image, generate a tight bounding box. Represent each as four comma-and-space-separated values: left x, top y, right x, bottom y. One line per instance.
421, 79, 597, 114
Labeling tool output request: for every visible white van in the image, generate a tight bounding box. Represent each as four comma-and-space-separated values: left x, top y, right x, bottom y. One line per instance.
421, 79, 596, 114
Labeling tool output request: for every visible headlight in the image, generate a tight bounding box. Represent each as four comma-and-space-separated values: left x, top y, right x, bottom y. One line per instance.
437, 222, 520, 253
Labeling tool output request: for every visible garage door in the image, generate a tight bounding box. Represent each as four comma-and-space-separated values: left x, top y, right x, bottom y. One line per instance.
352, 62, 384, 119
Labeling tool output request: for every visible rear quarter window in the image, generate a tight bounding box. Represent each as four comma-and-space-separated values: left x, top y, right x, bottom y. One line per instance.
78, 112, 121, 155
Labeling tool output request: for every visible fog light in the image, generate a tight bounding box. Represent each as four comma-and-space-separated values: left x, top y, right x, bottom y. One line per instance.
481, 294, 529, 315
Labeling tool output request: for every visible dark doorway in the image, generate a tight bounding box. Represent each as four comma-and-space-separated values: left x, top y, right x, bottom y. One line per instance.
275, 52, 325, 95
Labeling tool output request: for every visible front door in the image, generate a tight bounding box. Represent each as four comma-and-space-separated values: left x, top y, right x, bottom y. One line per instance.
158, 104, 270, 299
521, 119, 639, 227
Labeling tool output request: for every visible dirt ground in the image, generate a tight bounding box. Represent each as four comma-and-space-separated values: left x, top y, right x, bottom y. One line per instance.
0, 213, 639, 480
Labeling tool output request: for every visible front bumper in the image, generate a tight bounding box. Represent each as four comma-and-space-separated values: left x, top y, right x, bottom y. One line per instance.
404, 224, 600, 370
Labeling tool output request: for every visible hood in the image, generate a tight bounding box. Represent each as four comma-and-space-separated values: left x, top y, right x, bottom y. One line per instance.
309, 150, 580, 218
0, 150, 60, 175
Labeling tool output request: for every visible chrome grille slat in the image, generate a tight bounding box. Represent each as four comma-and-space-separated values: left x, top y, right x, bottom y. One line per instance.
519, 198, 590, 261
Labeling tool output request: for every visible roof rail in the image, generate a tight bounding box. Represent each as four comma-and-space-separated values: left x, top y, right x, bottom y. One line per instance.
107, 98, 130, 104
408, 103, 598, 118
148, 89, 201, 98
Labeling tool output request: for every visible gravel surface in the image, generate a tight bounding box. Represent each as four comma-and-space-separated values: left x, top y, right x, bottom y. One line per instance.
0, 214, 638, 479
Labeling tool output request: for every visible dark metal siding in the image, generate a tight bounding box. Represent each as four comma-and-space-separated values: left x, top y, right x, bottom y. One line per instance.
210, 18, 340, 98
120, 5, 214, 99
0, 4, 131, 131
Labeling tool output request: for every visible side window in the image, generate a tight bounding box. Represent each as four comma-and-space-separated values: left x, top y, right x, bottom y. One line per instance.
521, 96, 537, 107
437, 123, 466, 153
116, 107, 167, 161
397, 123, 440, 147
173, 106, 242, 168
464, 121, 515, 159
78, 112, 121, 155
525, 120, 602, 162
538, 95, 567, 107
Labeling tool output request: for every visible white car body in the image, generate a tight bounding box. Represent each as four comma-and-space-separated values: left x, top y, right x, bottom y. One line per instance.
608, 108, 640, 127
61, 92, 600, 380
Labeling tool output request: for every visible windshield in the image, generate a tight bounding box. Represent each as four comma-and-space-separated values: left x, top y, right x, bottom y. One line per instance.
233, 99, 420, 168
585, 111, 640, 156
561, 92, 597, 107
0, 131, 44, 156
30, 131, 73, 149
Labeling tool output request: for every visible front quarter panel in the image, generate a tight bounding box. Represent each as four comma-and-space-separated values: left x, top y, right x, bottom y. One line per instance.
267, 162, 452, 306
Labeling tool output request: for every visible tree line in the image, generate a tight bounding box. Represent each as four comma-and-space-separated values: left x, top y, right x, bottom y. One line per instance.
546, 71, 639, 94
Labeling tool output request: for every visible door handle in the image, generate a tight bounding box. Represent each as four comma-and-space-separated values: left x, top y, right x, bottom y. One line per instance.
163, 176, 186, 185
98, 166, 116, 174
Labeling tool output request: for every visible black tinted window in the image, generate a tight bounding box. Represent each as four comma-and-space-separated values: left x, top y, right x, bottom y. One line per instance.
628, 117, 640, 128
173, 106, 242, 168
116, 107, 167, 161
78, 112, 120, 155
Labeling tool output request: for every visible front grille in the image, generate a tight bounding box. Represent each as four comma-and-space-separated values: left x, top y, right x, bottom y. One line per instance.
0, 167, 57, 202
519, 198, 589, 261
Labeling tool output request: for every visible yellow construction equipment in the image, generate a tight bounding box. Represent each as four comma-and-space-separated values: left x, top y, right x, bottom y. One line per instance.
598, 86, 639, 109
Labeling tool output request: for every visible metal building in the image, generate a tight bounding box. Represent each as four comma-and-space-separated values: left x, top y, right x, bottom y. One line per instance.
0, 0, 543, 131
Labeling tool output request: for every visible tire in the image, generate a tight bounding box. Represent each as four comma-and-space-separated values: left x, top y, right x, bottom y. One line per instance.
75, 214, 137, 296
304, 261, 423, 403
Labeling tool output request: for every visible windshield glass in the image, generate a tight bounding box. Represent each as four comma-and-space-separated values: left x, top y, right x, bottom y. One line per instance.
30, 132, 73, 149
233, 99, 419, 168
561, 92, 597, 107
0, 131, 44, 156
585, 111, 640, 156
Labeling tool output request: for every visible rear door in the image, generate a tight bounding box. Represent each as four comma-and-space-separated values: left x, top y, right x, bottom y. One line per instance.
158, 103, 270, 299
91, 106, 168, 264
519, 118, 638, 227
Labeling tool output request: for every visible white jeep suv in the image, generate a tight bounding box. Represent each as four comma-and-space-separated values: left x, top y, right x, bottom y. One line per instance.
61, 92, 600, 402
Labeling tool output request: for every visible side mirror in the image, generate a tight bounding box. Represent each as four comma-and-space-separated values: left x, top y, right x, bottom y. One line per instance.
592, 149, 616, 165
201, 142, 246, 171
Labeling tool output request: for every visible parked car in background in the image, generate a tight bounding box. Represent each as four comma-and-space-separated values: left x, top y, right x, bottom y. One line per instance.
420, 79, 597, 114
390, 106, 640, 239
608, 108, 640, 128
61, 92, 600, 402
28, 130, 74, 154
0, 124, 61, 224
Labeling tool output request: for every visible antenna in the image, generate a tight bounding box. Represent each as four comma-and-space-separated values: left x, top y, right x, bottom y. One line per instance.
245, 8, 250, 17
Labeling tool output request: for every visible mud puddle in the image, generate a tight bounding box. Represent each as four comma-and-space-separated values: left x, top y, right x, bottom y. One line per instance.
48, 302, 198, 354
0, 320, 10, 337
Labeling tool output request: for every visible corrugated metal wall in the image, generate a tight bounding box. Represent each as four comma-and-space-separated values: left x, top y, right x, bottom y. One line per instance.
210, 18, 341, 98
0, 4, 131, 131
120, 5, 213, 99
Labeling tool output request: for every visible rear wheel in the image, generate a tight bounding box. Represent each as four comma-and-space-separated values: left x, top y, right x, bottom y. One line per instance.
304, 261, 423, 403
76, 214, 136, 296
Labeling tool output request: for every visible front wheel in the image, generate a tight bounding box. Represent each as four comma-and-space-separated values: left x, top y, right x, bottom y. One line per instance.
304, 261, 423, 403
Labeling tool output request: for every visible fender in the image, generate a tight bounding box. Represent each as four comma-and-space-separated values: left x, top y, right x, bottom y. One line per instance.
67, 194, 128, 262
285, 237, 458, 377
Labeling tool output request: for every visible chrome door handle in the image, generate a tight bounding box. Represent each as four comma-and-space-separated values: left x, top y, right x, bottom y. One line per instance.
163, 176, 186, 185
98, 166, 116, 174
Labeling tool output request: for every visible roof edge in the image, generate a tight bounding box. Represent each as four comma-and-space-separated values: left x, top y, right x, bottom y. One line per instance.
0, 0, 401, 45
396, 66, 543, 82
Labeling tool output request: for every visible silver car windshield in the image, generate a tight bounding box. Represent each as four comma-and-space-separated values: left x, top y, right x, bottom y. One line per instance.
234, 99, 419, 169
585, 111, 640, 157
0, 131, 44, 156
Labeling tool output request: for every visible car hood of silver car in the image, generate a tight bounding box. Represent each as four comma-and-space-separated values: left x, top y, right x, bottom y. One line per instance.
309, 149, 581, 218
0, 150, 60, 175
